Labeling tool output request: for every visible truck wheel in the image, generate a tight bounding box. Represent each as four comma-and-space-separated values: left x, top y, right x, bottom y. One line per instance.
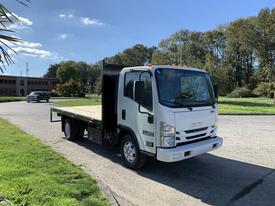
64, 119, 83, 140
120, 134, 146, 169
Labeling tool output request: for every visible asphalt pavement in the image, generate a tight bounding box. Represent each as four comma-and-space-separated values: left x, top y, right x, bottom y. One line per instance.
0, 100, 274, 206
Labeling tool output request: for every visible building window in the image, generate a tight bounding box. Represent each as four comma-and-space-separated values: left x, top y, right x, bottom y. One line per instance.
20, 89, 24, 96
12, 80, 15, 84
20, 80, 24, 86
0, 79, 3, 84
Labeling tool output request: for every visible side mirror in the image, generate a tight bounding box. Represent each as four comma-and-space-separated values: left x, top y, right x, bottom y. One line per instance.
134, 81, 145, 104
213, 84, 219, 101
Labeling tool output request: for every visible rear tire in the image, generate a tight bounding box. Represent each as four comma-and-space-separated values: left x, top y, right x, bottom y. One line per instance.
120, 134, 146, 169
64, 119, 84, 141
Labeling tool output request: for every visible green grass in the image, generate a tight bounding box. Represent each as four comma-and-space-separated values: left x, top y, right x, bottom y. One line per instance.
0, 96, 25, 103
0, 119, 108, 206
54, 97, 275, 115
218, 97, 275, 115
54, 99, 101, 107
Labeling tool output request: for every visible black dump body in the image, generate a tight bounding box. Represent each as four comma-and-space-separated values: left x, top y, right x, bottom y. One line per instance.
101, 61, 125, 133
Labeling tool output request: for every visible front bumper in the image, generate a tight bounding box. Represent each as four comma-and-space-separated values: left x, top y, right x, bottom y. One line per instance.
157, 136, 223, 162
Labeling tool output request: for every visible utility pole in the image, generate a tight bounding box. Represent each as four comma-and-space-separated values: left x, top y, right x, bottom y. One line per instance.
26, 62, 29, 77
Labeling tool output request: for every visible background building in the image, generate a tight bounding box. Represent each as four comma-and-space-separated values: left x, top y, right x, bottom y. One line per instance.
0, 75, 57, 96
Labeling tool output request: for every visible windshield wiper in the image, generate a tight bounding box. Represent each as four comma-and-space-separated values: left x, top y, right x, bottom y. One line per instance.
162, 99, 193, 110
162, 99, 182, 105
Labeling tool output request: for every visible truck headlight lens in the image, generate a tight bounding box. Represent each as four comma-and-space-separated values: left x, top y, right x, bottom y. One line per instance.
160, 122, 176, 148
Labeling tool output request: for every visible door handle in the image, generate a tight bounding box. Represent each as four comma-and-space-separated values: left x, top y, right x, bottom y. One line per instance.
148, 114, 154, 124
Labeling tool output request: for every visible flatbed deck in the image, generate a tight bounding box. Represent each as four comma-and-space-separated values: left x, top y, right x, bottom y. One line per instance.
51, 105, 102, 122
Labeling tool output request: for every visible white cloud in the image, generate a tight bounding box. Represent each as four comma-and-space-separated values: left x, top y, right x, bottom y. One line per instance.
9, 47, 57, 59
59, 14, 105, 26
1, 38, 42, 49
16, 41, 42, 48
59, 33, 68, 39
59, 14, 66, 18
58, 33, 74, 40
80, 17, 104, 26
59, 14, 74, 18
5, 13, 33, 30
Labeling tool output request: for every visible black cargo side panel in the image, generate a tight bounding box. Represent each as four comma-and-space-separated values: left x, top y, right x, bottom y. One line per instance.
102, 61, 125, 133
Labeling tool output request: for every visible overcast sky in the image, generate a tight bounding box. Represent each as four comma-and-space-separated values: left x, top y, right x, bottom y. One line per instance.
1, 0, 274, 77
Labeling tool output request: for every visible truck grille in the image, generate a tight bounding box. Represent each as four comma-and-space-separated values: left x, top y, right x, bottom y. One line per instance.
186, 133, 207, 140
185, 127, 208, 134
177, 136, 213, 146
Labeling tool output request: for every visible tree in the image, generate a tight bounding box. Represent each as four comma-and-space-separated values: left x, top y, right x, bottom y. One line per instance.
105, 44, 152, 66
43, 64, 60, 78
255, 8, 275, 82
94, 77, 102, 95
0, 0, 30, 73
87, 63, 101, 93
56, 79, 81, 97
56, 61, 80, 83
53, 60, 101, 95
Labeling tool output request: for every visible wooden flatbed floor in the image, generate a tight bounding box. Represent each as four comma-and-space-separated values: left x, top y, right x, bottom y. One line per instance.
51, 105, 102, 122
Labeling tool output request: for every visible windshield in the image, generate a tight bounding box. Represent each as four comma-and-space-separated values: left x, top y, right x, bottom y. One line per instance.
155, 68, 215, 108
30, 92, 45, 95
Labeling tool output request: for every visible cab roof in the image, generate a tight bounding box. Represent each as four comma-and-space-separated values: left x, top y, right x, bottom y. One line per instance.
122, 65, 207, 73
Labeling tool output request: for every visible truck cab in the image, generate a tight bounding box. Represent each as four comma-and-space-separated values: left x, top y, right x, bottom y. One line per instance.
117, 65, 222, 168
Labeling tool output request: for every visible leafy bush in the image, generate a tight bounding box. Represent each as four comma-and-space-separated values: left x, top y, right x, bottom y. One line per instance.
56, 80, 82, 97
253, 82, 275, 97
49, 90, 60, 97
227, 87, 256, 98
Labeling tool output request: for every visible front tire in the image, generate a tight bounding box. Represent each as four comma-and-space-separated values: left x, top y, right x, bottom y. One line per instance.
120, 134, 146, 169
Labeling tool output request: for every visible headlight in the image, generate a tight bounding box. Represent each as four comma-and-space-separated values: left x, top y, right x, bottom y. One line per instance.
160, 122, 176, 148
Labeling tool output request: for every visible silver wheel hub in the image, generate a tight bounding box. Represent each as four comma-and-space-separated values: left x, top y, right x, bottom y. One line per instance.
65, 123, 71, 137
123, 141, 136, 163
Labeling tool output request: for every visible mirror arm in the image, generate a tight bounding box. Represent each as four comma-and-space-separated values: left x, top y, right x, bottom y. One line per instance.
138, 104, 154, 124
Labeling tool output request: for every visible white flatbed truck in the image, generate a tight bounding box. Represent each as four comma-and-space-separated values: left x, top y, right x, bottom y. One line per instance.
51, 61, 223, 169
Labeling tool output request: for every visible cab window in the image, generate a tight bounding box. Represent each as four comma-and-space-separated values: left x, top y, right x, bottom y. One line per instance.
124, 71, 140, 99
140, 72, 153, 111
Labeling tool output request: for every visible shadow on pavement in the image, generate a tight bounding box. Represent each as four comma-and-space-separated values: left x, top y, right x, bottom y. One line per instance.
73, 137, 275, 206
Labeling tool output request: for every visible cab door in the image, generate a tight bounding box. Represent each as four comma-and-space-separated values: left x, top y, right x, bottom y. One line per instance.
118, 70, 155, 154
